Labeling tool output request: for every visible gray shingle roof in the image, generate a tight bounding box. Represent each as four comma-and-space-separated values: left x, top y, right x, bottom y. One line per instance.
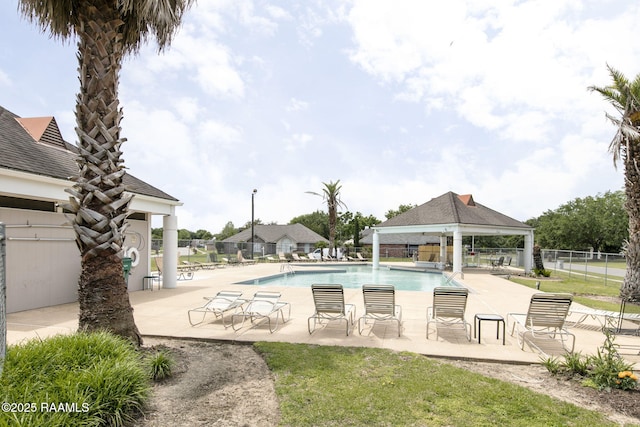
0, 105, 178, 202
378, 191, 531, 229
222, 224, 328, 244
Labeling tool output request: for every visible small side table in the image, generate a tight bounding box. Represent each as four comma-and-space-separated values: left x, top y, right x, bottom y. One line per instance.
143, 275, 160, 291
474, 314, 505, 345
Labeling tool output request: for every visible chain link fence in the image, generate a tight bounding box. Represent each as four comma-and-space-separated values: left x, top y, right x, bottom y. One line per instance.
150, 239, 627, 286
1, 223, 6, 375
540, 248, 625, 287
463, 247, 625, 286
151, 239, 374, 262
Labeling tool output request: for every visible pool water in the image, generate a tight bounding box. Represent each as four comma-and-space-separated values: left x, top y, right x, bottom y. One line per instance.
235, 265, 459, 292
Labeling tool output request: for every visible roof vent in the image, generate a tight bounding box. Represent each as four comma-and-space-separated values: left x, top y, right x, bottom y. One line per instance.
458, 194, 476, 206
15, 116, 67, 149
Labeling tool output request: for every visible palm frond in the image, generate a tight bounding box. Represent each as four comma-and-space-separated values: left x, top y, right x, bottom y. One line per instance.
608, 64, 630, 92
19, 0, 195, 53
18, 0, 78, 39
120, 0, 196, 53
588, 85, 624, 112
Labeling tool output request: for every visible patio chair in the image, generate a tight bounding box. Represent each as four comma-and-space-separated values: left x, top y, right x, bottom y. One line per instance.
221, 257, 239, 266
356, 253, 369, 261
237, 250, 256, 266
426, 287, 471, 340
231, 291, 291, 333
490, 256, 505, 271
568, 299, 640, 333
507, 293, 575, 353
187, 291, 246, 327
308, 284, 356, 336
358, 284, 402, 336
156, 256, 195, 280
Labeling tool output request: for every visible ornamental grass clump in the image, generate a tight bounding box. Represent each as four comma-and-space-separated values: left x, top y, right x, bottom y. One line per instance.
146, 350, 175, 381
0, 331, 150, 427
543, 328, 637, 391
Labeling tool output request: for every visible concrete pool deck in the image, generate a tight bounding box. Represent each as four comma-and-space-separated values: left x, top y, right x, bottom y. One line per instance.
7, 262, 640, 365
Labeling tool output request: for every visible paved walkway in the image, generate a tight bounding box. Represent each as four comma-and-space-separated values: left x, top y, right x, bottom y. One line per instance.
7, 263, 640, 365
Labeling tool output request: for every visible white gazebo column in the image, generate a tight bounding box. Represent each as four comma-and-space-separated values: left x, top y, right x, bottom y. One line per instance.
439, 235, 447, 267
524, 231, 534, 275
452, 229, 463, 273
372, 230, 380, 269
162, 213, 178, 289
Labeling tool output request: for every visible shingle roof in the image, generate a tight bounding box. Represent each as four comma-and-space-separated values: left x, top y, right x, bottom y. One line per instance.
222, 224, 328, 244
0, 105, 178, 201
378, 191, 531, 229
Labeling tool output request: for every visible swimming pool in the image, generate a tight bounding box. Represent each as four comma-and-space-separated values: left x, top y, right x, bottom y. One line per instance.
235, 265, 460, 292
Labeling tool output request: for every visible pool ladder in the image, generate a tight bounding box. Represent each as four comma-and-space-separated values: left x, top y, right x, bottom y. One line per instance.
280, 263, 295, 274
443, 271, 463, 285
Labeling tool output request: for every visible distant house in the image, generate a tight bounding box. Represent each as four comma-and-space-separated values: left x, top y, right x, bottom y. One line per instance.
0, 105, 181, 313
221, 224, 327, 256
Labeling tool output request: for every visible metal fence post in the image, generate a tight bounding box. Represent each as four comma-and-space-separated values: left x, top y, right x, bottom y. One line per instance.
0, 223, 6, 376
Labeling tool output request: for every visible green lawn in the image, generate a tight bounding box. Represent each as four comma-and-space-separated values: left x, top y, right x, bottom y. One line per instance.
509, 274, 640, 314
255, 342, 619, 427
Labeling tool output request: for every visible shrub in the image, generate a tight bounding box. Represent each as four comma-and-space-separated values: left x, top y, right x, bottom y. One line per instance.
0, 331, 151, 426
533, 268, 552, 277
562, 352, 589, 377
147, 350, 175, 381
546, 328, 637, 391
541, 356, 562, 375
584, 329, 636, 391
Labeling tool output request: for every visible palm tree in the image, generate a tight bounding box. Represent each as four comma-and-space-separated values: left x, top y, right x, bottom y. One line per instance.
306, 180, 347, 258
19, 0, 195, 344
589, 65, 640, 302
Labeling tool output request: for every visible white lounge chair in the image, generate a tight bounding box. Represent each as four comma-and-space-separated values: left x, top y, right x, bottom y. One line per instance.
569, 304, 640, 333
358, 284, 402, 336
231, 291, 290, 333
237, 250, 256, 266
427, 287, 471, 340
356, 253, 369, 261
507, 293, 575, 354
187, 291, 246, 327
308, 284, 356, 336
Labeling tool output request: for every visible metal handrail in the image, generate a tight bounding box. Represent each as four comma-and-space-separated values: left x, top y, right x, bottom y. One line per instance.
443, 271, 464, 285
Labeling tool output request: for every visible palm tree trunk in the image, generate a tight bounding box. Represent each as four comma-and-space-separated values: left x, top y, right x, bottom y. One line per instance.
622, 138, 640, 302
70, 2, 141, 344
328, 207, 336, 257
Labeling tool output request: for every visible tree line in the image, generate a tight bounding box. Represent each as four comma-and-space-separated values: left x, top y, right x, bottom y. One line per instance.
153, 190, 628, 255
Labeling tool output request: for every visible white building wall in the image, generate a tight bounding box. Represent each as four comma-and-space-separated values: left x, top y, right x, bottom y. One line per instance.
1, 207, 151, 313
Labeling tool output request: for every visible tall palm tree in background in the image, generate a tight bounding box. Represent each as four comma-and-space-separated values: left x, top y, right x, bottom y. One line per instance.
19, 0, 194, 344
307, 180, 347, 258
589, 65, 640, 302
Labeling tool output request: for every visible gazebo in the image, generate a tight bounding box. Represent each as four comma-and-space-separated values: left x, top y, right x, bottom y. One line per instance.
371, 192, 534, 274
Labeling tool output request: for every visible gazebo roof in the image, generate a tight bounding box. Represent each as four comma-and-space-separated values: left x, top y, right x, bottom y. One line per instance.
375, 191, 532, 235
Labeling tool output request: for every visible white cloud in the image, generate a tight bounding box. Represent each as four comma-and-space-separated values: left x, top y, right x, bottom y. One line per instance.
286, 98, 309, 112
0, 69, 10, 87
2, 0, 632, 232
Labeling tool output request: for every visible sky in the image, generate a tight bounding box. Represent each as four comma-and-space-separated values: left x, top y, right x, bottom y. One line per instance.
1, 0, 637, 233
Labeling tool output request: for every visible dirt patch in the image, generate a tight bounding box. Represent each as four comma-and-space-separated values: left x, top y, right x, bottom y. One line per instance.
136, 338, 279, 426
136, 338, 639, 426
